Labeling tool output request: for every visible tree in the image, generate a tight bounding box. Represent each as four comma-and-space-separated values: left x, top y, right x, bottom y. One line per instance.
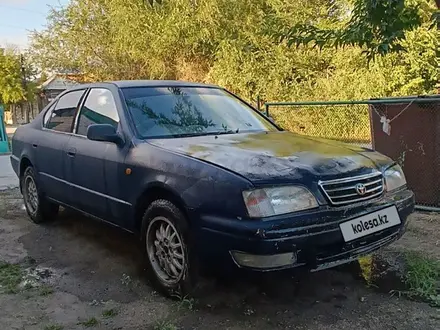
280, 0, 440, 59
0, 49, 38, 124
0, 49, 25, 105
29, 0, 438, 101
27, 0, 438, 144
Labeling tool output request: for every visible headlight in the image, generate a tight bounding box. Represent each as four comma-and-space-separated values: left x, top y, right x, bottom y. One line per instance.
384, 164, 406, 192
242, 186, 318, 218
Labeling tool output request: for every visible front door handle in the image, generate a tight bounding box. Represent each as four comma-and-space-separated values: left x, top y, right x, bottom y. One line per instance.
32, 144, 37, 148
67, 147, 77, 157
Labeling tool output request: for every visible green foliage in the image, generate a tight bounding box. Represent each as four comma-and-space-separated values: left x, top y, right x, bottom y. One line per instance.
281, 0, 438, 59
0, 50, 25, 104
270, 103, 371, 142
0, 261, 23, 294
39, 285, 54, 296
177, 296, 196, 311
102, 308, 118, 318
404, 252, 440, 306
77, 317, 99, 327
0, 49, 38, 105
29, 0, 439, 109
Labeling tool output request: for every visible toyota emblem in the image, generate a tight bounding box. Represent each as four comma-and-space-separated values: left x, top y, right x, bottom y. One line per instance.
355, 183, 367, 196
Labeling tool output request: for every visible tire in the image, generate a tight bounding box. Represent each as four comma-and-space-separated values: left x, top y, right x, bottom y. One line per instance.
141, 199, 198, 298
21, 166, 59, 224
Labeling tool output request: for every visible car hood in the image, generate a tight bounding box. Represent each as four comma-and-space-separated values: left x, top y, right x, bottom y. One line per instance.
147, 131, 392, 183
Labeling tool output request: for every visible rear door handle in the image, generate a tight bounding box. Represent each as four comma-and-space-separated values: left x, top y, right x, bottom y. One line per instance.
32, 144, 37, 148
67, 148, 77, 157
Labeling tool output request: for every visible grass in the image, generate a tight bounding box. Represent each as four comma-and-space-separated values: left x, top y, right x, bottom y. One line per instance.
176, 296, 196, 311
404, 252, 440, 306
358, 255, 374, 286
102, 308, 118, 318
154, 319, 177, 330
39, 285, 54, 296
0, 261, 23, 294
44, 325, 64, 330
78, 317, 99, 327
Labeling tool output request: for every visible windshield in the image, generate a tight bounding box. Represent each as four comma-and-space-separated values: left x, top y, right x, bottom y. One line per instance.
122, 86, 278, 138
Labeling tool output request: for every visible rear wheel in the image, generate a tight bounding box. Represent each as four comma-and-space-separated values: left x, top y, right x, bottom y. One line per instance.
141, 199, 198, 298
21, 166, 59, 224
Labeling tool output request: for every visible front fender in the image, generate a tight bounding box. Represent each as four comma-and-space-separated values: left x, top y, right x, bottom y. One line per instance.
125, 144, 253, 221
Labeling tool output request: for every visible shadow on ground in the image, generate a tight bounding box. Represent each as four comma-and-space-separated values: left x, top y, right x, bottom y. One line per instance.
18, 206, 416, 328
1, 188, 438, 329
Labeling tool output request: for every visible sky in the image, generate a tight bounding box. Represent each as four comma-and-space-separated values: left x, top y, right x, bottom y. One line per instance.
0, 0, 69, 49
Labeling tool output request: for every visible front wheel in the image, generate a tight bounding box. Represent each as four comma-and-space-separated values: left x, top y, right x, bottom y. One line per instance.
21, 166, 59, 224
141, 199, 198, 298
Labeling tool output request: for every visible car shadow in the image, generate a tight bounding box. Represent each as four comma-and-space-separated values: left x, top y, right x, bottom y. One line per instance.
19, 207, 390, 322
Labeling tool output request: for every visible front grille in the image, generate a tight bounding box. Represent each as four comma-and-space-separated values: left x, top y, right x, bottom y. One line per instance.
319, 172, 384, 206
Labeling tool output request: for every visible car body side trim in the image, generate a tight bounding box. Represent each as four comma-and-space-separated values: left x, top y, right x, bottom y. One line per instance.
39, 172, 132, 206
46, 196, 135, 234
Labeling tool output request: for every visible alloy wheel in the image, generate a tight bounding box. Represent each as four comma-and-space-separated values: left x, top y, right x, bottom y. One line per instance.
146, 216, 186, 285
24, 175, 39, 214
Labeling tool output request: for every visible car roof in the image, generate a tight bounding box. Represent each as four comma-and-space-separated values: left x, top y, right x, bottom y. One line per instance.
71, 80, 221, 90
112, 80, 220, 89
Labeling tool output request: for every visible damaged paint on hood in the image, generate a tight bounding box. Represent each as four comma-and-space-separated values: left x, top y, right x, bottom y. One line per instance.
146, 131, 393, 183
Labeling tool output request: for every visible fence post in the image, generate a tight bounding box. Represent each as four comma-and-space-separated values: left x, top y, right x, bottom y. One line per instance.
256, 95, 260, 111
265, 103, 269, 116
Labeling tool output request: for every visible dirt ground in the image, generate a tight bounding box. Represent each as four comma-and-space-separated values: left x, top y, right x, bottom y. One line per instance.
0, 188, 439, 330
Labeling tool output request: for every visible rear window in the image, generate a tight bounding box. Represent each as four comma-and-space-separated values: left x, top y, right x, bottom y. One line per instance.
122, 87, 276, 138
45, 90, 85, 132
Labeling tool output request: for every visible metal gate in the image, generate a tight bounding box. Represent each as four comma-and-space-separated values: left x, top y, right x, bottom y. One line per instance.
263, 96, 440, 211
0, 105, 10, 154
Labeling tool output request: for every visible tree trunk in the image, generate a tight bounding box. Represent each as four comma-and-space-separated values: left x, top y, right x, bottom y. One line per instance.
436, 0, 440, 9
25, 102, 30, 123
11, 105, 17, 125
20, 103, 24, 124
30, 102, 34, 120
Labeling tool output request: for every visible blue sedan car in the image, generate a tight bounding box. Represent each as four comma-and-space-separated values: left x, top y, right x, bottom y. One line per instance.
10, 80, 414, 297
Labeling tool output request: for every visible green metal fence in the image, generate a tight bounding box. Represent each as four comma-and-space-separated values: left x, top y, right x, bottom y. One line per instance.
263, 96, 440, 211
0, 105, 10, 154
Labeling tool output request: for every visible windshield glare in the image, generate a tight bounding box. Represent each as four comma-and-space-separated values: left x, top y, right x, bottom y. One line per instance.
122, 87, 277, 138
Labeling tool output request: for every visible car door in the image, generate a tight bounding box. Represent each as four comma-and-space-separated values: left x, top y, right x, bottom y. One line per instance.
65, 88, 126, 220
37, 90, 86, 204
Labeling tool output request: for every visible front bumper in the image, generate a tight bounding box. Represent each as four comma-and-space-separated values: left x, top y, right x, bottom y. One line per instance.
195, 189, 414, 272
10, 155, 19, 177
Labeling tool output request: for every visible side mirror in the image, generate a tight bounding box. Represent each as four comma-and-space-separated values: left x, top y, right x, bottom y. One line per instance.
87, 124, 124, 145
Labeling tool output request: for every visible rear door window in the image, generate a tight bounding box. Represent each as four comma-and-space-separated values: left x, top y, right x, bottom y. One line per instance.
43, 102, 57, 127
46, 90, 85, 132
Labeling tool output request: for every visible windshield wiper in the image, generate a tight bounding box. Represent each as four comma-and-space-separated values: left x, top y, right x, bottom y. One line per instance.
213, 128, 240, 135
171, 129, 240, 138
